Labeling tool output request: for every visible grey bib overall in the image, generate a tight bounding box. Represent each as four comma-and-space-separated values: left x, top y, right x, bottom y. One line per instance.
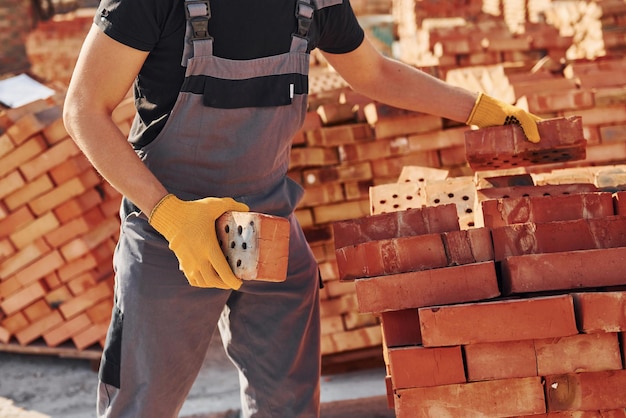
97, 0, 331, 416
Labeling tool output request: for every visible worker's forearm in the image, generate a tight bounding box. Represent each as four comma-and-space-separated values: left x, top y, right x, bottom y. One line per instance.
354, 56, 478, 123
64, 111, 167, 215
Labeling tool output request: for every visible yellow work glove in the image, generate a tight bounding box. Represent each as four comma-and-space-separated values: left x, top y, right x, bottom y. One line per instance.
148, 194, 249, 290
466, 92, 542, 143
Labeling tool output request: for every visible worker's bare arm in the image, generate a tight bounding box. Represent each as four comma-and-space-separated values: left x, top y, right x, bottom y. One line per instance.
63, 24, 168, 215
320, 35, 478, 124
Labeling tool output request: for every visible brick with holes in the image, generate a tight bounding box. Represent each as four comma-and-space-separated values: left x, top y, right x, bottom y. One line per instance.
465, 115, 586, 171
216, 211, 290, 282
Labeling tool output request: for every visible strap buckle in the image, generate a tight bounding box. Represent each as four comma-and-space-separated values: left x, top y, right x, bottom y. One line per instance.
295, 0, 314, 37
185, 0, 212, 40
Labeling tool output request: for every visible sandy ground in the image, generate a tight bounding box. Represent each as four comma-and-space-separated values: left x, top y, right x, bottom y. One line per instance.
0, 336, 395, 417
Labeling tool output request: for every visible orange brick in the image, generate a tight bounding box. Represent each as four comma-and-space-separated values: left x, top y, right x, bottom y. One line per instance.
502, 247, 626, 294
0, 325, 10, 343
23, 299, 52, 322
535, 332, 622, 375
48, 154, 93, 184
67, 272, 97, 296
43, 313, 92, 347
72, 321, 109, 350
0, 170, 25, 200
572, 291, 626, 333
58, 280, 112, 319
41, 117, 70, 145
407, 126, 469, 152
394, 377, 546, 418
0, 206, 34, 238
305, 122, 373, 147
44, 285, 73, 309
464, 340, 537, 382
0, 312, 29, 334
339, 136, 410, 163
57, 253, 98, 283
545, 370, 626, 412
355, 261, 500, 314
60, 217, 119, 262
11, 250, 64, 287
0, 133, 16, 159
54, 189, 104, 224
519, 410, 626, 418
44, 208, 105, 248
85, 299, 113, 324
28, 176, 88, 216
4, 173, 55, 211
9, 211, 60, 249
0, 136, 47, 178
0, 238, 50, 279
15, 310, 64, 346
0, 281, 47, 316
302, 161, 372, 187
419, 294, 578, 347
6, 113, 45, 145
370, 152, 441, 179
388, 345, 465, 389
18, 137, 81, 181
313, 199, 370, 225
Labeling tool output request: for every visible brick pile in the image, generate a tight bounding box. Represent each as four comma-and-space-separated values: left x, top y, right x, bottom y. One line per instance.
0, 95, 133, 351
1, 1, 626, 375
331, 147, 626, 416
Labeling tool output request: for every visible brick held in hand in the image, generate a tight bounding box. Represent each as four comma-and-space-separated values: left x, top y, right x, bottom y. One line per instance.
465, 115, 586, 171
216, 211, 290, 282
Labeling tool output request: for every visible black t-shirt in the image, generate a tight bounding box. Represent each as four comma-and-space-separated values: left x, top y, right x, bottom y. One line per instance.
95, 0, 365, 146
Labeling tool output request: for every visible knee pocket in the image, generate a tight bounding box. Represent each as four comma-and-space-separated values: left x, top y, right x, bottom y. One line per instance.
99, 305, 123, 388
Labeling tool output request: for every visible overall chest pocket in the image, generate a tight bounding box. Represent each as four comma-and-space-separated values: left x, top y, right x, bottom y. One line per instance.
202, 72, 308, 108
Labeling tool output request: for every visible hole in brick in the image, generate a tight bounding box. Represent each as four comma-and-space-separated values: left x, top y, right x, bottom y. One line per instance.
465, 208, 473, 214
236, 259, 242, 267
230, 241, 236, 249
249, 221, 254, 227
379, 200, 387, 204
392, 194, 398, 198
468, 221, 475, 227
523, 193, 530, 197
502, 194, 510, 198
434, 198, 441, 204
237, 225, 243, 235
447, 193, 454, 198
418, 178, 425, 182
543, 192, 551, 196
242, 242, 247, 250
225, 225, 230, 233
562, 192, 570, 195
462, 195, 469, 201
393, 204, 400, 209
406, 195, 413, 200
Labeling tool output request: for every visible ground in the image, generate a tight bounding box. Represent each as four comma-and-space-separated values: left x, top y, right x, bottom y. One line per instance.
0, 336, 394, 417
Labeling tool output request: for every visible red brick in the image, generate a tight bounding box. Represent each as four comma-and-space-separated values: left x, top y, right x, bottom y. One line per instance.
339, 136, 410, 163
0, 206, 35, 238
419, 295, 578, 347
394, 377, 546, 418
0, 170, 25, 200
335, 233, 448, 280
526, 89, 595, 114
11, 249, 64, 286
545, 370, 626, 412
492, 216, 626, 261
0, 136, 47, 178
615, 192, 626, 216
72, 321, 109, 350
519, 410, 626, 418
464, 340, 537, 382
58, 280, 112, 319
355, 261, 500, 314
388, 345, 465, 389
332, 204, 459, 249
4, 173, 55, 211
481, 192, 615, 228
502, 247, 626, 295
477, 183, 598, 201
572, 291, 626, 333
9, 211, 60, 249
380, 309, 422, 348
465, 116, 586, 171
305, 123, 373, 147
18, 137, 81, 181
536, 332, 622, 376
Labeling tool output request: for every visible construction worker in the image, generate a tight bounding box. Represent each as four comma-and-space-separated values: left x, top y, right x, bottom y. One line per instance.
62, 0, 541, 416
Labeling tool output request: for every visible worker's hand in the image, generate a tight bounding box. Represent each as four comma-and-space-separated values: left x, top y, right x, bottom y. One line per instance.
148, 194, 250, 290
466, 93, 542, 143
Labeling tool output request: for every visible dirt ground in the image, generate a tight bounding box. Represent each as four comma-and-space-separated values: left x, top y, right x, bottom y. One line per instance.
0, 336, 395, 418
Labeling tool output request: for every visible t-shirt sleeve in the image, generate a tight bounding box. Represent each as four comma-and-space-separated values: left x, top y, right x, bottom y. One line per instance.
315, 0, 365, 54
94, 0, 167, 51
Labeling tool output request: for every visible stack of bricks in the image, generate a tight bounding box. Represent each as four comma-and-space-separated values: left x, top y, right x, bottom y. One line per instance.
331, 133, 626, 415
0, 94, 135, 351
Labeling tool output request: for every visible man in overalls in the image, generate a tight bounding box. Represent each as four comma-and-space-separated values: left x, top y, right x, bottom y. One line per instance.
63, 0, 541, 416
